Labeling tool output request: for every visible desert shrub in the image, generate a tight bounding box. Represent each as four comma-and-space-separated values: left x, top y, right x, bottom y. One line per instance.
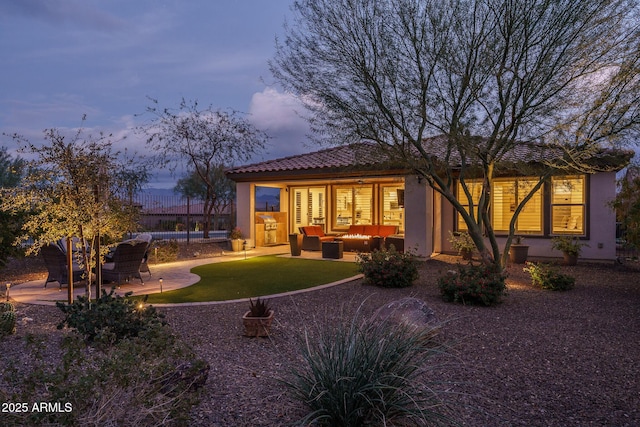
284, 311, 455, 426
150, 239, 179, 263
56, 288, 167, 344
524, 262, 575, 291
1, 326, 208, 426
438, 262, 507, 306
356, 245, 419, 288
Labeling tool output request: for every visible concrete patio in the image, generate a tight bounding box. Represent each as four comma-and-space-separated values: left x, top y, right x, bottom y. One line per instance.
6, 244, 359, 306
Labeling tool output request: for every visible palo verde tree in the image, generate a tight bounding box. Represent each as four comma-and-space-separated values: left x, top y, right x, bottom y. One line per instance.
175, 164, 236, 231
138, 98, 268, 238
271, 0, 640, 269
4, 120, 148, 299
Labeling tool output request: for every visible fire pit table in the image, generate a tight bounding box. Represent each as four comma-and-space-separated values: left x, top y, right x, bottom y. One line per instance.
335, 235, 382, 252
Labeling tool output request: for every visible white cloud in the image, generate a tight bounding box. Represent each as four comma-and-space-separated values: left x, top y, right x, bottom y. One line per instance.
247, 87, 315, 161
248, 87, 309, 132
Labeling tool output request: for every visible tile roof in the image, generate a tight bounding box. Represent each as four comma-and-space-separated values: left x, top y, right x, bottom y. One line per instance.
226, 142, 382, 175
226, 137, 632, 180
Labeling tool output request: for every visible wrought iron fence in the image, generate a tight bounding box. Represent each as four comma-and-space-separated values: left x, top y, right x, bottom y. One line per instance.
616, 223, 638, 261
132, 193, 233, 243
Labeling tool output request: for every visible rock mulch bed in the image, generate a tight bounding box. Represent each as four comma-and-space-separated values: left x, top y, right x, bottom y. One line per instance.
2, 256, 640, 426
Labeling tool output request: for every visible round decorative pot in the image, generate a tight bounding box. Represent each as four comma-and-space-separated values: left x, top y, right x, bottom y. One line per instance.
231, 239, 244, 252
509, 245, 529, 264
563, 253, 578, 266
242, 310, 274, 337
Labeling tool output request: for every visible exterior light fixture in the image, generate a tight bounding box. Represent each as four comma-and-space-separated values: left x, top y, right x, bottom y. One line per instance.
5, 283, 10, 301
159, 277, 163, 293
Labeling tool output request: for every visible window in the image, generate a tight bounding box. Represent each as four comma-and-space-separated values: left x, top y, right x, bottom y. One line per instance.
492, 178, 543, 234
292, 187, 326, 231
382, 185, 404, 232
334, 185, 373, 229
551, 176, 585, 235
457, 177, 543, 234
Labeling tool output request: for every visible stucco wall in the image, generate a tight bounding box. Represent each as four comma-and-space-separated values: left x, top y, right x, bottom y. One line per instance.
235, 182, 255, 248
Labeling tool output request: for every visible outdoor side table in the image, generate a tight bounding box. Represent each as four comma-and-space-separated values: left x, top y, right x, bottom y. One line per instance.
322, 241, 343, 259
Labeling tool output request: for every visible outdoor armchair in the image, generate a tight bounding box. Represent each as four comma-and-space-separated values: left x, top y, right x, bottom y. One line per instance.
102, 240, 149, 287
299, 225, 335, 251
132, 233, 153, 277
40, 243, 86, 289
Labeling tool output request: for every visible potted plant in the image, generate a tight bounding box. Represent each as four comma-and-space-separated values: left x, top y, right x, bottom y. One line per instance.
242, 298, 274, 337
229, 227, 244, 252
551, 236, 588, 266
448, 231, 475, 260
509, 235, 529, 264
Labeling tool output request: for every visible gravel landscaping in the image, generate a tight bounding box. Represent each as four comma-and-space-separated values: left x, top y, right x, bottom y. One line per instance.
2, 254, 640, 426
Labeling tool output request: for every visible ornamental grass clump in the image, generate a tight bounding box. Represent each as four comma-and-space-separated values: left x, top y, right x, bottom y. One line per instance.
284, 308, 455, 427
438, 262, 507, 306
524, 262, 575, 291
356, 244, 419, 288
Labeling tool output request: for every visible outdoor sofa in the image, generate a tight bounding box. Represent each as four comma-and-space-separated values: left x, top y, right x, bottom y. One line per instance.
298, 224, 400, 251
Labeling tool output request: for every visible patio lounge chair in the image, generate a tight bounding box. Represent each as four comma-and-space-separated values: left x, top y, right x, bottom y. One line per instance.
40, 243, 86, 289
133, 233, 153, 277
102, 240, 149, 287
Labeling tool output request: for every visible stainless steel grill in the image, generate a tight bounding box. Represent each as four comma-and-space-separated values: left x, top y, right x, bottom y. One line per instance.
259, 215, 277, 244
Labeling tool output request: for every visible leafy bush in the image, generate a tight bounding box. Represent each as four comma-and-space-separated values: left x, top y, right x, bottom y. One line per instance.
2, 326, 208, 426
524, 262, 575, 291
284, 311, 454, 426
56, 288, 167, 344
356, 245, 419, 288
551, 236, 588, 257
438, 262, 507, 306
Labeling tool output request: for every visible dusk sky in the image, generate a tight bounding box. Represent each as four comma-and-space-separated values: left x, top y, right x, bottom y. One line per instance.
0, 0, 313, 188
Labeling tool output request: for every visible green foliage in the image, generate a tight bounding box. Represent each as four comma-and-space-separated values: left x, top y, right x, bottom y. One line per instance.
247, 298, 271, 317
356, 245, 419, 288
551, 236, 588, 257
448, 231, 476, 254
438, 262, 507, 306
56, 288, 167, 344
1, 325, 208, 425
524, 262, 575, 291
4, 122, 149, 280
284, 310, 453, 427
0, 310, 17, 336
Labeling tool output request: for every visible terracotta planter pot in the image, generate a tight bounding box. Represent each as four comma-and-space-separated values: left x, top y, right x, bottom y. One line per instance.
509, 245, 529, 264
563, 253, 578, 266
242, 310, 274, 337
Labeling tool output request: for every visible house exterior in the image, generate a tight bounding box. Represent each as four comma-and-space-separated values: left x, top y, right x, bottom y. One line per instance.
226, 142, 630, 261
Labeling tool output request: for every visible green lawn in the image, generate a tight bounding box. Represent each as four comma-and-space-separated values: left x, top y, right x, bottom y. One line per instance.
142, 255, 360, 304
